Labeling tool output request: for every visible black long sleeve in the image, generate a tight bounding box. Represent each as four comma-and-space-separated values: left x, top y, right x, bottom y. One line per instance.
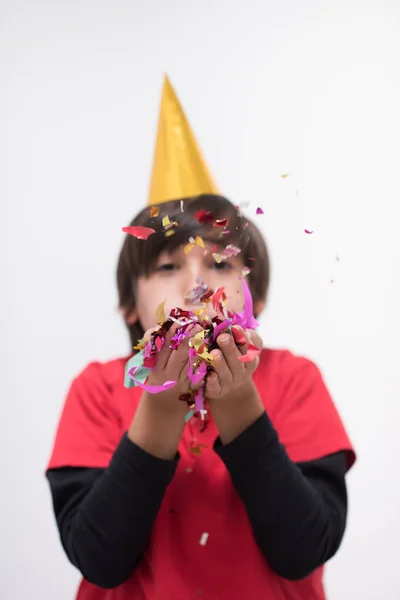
214, 411, 348, 580
46, 416, 348, 588
46, 434, 178, 589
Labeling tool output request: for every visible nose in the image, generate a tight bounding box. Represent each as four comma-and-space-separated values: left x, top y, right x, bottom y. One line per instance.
181, 258, 209, 307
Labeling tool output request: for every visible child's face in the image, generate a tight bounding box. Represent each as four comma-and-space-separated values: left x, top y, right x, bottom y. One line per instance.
128, 243, 261, 333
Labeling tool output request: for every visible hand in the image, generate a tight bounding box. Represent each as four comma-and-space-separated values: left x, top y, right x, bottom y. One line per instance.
144, 322, 203, 412
205, 326, 262, 402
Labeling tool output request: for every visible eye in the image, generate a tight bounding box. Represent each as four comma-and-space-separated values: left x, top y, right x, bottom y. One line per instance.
212, 261, 232, 271
157, 263, 178, 272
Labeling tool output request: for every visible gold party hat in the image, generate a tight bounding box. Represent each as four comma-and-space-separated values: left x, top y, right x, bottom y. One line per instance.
147, 75, 219, 205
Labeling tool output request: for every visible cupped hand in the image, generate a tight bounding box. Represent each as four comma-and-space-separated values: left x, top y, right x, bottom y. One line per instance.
205, 326, 262, 402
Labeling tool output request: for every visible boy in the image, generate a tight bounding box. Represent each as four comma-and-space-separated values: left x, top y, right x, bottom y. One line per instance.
46, 78, 355, 600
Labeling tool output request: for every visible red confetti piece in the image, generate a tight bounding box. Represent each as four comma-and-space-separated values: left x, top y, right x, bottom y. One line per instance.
232, 326, 247, 346
256, 207, 264, 215
195, 210, 215, 224
238, 343, 261, 363
122, 226, 156, 240
304, 229, 314, 235
211, 287, 226, 312
213, 219, 228, 227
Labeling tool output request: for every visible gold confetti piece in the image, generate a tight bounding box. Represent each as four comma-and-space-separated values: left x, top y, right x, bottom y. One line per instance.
156, 300, 167, 325
184, 235, 205, 254
189, 443, 208, 456
281, 173, 291, 179
162, 215, 171, 227
133, 340, 145, 351
150, 206, 160, 217
165, 229, 175, 237
212, 252, 223, 263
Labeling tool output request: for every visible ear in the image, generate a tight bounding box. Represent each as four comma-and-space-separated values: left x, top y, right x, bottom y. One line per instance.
254, 298, 266, 317
120, 306, 138, 325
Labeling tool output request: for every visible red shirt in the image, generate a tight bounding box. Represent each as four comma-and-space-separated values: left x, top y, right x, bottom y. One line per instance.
48, 348, 355, 600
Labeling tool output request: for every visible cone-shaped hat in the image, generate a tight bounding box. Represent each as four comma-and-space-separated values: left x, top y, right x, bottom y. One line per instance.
147, 76, 219, 205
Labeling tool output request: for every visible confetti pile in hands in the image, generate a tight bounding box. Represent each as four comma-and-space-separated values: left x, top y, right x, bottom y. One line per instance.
124, 277, 261, 420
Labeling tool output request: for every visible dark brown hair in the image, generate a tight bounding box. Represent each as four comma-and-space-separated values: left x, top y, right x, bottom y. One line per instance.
117, 194, 270, 347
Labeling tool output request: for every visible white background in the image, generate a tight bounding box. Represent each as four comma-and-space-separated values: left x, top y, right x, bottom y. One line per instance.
1, 1, 400, 599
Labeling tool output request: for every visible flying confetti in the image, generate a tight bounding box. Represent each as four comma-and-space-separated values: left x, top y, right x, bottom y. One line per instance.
122, 226, 156, 240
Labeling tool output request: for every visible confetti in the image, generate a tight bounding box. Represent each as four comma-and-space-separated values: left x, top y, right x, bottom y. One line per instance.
304, 229, 314, 235
156, 300, 167, 325
150, 206, 160, 217
231, 326, 247, 346
222, 244, 241, 258
213, 219, 228, 227
238, 343, 261, 363
199, 532, 209, 546
256, 207, 264, 215
189, 443, 208, 456
180, 200, 184, 212
281, 173, 291, 179
211, 287, 226, 312
165, 229, 175, 237
241, 266, 251, 277
184, 236, 205, 254
122, 226, 156, 240
128, 367, 176, 393
212, 252, 223, 263
194, 210, 215, 224
185, 278, 209, 304
124, 279, 260, 418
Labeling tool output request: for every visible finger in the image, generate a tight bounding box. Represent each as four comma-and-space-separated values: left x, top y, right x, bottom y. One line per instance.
216, 332, 244, 377
143, 326, 159, 343
246, 329, 263, 350
210, 347, 233, 386
205, 370, 221, 399
155, 322, 180, 369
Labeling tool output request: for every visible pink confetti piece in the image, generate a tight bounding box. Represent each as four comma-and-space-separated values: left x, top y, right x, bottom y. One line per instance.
256, 207, 264, 215
122, 226, 156, 240
188, 350, 207, 384
222, 244, 241, 258
194, 388, 204, 412
212, 319, 232, 341
128, 367, 176, 393
304, 229, 314, 235
232, 278, 259, 330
